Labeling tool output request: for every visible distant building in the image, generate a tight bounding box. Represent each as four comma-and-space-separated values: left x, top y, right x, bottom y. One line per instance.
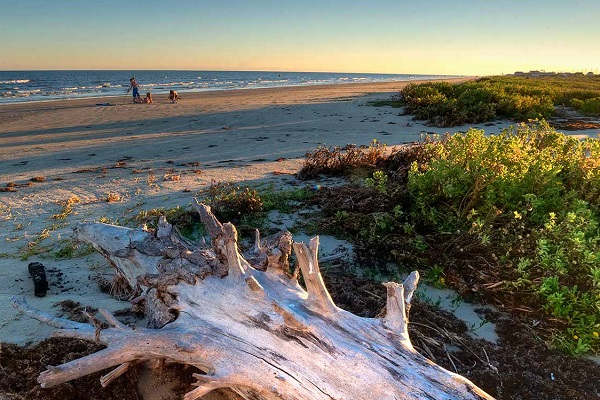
512, 70, 593, 77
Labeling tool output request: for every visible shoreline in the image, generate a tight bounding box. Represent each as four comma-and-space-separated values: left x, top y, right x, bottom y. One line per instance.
0, 77, 474, 110
0, 70, 469, 106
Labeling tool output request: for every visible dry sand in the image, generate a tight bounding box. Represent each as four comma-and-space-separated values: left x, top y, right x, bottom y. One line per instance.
0, 76, 593, 346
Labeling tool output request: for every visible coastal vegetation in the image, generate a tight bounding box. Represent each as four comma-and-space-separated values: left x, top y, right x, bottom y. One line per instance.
391, 75, 600, 126
301, 122, 600, 356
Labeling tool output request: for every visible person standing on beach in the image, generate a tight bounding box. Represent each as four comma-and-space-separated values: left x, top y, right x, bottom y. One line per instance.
126, 76, 140, 102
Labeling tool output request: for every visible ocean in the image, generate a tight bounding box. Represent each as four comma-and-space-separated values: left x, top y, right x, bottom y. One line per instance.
0, 70, 458, 104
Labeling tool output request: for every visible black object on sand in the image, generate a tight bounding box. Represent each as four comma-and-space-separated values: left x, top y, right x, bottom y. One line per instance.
28, 262, 49, 297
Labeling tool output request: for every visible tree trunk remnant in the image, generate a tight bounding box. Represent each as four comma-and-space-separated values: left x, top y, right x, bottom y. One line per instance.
12, 200, 494, 400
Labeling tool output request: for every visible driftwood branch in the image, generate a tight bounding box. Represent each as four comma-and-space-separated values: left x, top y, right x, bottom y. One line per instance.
13, 200, 494, 400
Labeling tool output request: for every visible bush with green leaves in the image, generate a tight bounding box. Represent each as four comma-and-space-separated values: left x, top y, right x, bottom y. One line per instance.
133, 205, 205, 240
365, 170, 389, 194
203, 181, 263, 223
196, 182, 315, 234
407, 121, 600, 229
571, 97, 600, 116
406, 122, 600, 354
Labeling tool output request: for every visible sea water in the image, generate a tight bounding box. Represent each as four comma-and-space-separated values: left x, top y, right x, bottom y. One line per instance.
0, 70, 459, 104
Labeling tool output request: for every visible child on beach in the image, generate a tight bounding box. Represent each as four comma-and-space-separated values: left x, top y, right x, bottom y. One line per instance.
133, 92, 153, 104
168, 90, 179, 103
126, 76, 140, 102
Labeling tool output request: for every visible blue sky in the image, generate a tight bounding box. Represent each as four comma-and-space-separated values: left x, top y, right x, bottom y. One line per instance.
1, 0, 598, 74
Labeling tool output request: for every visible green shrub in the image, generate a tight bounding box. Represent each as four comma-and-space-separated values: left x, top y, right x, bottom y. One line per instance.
196, 182, 315, 234
556, 89, 600, 105
203, 181, 263, 223
533, 201, 600, 355
133, 206, 204, 240
575, 97, 600, 116
406, 122, 600, 354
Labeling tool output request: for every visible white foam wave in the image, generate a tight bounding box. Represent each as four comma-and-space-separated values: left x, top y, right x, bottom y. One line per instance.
171, 81, 195, 86
254, 79, 289, 84
0, 79, 31, 84
143, 81, 196, 87
17, 89, 41, 94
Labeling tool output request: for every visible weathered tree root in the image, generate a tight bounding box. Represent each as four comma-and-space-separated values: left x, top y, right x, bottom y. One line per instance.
12, 200, 494, 400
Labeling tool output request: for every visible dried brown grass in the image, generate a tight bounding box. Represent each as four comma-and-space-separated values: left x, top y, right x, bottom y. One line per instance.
298, 140, 387, 179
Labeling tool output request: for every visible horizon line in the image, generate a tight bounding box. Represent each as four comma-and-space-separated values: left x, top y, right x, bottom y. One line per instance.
0, 68, 473, 76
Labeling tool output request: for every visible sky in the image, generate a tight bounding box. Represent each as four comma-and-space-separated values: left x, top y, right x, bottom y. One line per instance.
0, 0, 599, 75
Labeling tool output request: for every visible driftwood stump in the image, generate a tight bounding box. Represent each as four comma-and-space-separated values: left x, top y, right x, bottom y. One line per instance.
13, 200, 494, 400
